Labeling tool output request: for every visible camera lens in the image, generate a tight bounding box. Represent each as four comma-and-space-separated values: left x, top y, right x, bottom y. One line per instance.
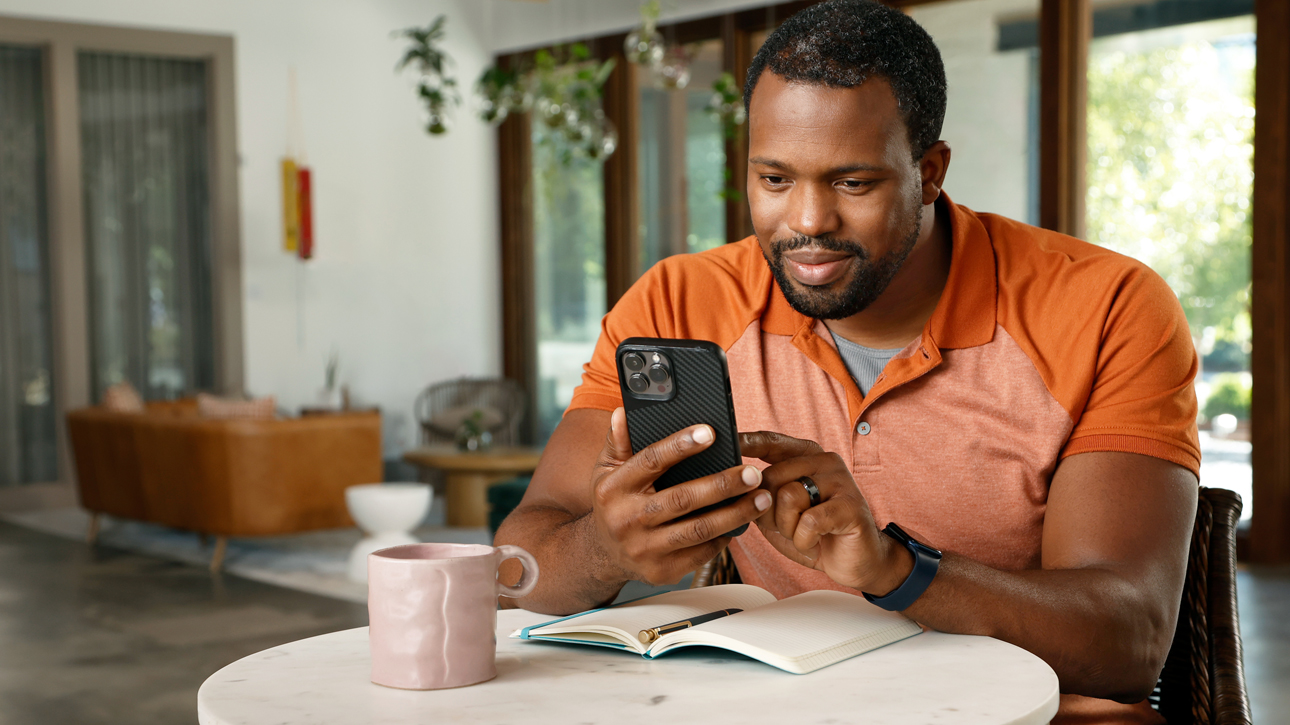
627, 373, 649, 393
648, 364, 670, 384
623, 353, 645, 371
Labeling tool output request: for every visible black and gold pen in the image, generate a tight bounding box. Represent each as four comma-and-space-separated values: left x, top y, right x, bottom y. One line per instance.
638, 608, 743, 644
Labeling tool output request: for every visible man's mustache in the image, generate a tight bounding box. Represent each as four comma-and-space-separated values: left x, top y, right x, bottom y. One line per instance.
770, 234, 869, 259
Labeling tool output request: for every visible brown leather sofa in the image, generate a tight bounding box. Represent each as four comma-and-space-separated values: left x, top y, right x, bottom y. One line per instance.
67, 400, 382, 570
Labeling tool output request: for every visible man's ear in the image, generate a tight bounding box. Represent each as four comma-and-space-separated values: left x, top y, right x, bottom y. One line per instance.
918, 140, 951, 206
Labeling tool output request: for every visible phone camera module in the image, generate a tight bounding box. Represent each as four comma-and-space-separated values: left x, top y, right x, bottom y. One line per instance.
623, 353, 645, 372
627, 373, 650, 394
648, 364, 670, 384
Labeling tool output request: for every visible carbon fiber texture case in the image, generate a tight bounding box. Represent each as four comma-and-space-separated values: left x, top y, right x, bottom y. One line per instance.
617, 338, 747, 536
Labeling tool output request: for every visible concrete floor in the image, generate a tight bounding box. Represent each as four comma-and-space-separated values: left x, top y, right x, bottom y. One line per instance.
0, 521, 368, 724
0, 519, 1286, 724
1237, 564, 1290, 724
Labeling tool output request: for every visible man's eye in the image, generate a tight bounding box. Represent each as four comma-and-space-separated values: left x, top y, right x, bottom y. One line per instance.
838, 179, 871, 190
762, 175, 787, 185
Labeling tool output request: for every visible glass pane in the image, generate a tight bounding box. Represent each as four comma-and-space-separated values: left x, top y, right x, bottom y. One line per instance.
908, 0, 1041, 225
79, 52, 215, 401
1086, 11, 1254, 522
637, 39, 726, 274
533, 122, 606, 443
0, 46, 58, 485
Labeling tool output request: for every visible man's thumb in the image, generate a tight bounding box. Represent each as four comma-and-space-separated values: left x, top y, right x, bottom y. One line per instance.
601, 407, 633, 464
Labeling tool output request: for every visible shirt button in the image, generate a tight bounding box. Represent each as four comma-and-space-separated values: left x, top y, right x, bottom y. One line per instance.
857, 421, 872, 435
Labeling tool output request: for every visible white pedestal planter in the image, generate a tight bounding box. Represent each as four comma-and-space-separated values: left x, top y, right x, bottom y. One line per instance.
345, 483, 433, 583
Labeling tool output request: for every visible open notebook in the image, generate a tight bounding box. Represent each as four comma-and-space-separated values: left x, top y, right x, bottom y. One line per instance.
511, 584, 923, 674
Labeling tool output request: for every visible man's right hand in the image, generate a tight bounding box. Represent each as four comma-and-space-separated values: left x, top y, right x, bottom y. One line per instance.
590, 407, 771, 586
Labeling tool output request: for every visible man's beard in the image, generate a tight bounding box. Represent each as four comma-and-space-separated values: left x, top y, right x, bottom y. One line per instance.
764, 206, 923, 320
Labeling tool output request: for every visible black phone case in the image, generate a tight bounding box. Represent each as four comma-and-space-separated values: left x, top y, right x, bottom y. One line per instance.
616, 337, 747, 536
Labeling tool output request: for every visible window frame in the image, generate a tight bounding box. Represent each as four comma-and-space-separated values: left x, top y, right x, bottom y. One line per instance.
496, 0, 1290, 563
0, 17, 242, 506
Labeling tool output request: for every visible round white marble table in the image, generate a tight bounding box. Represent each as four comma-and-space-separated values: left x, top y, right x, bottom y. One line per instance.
198, 608, 1059, 725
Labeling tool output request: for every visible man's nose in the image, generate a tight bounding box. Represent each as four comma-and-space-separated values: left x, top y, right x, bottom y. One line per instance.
786, 183, 841, 239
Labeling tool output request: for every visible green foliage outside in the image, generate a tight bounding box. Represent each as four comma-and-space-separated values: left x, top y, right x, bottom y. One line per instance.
1086, 27, 1255, 367
1203, 374, 1252, 420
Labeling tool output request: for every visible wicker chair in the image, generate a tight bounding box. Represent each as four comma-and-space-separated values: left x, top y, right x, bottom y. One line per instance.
1152, 487, 1251, 725
413, 377, 525, 447
691, 487, 1251, 725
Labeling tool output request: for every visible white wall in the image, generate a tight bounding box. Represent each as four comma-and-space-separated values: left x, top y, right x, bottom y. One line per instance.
0, 0, 501, 456
908, 0, 1038, 223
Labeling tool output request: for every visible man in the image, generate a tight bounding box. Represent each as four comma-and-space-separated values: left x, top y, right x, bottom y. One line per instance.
496, 2, 1200, 723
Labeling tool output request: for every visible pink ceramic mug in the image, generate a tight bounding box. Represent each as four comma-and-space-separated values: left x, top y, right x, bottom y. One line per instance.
368, 543, 538, 690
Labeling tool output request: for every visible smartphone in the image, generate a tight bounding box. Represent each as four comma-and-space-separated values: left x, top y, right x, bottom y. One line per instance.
616, 337, 748, 537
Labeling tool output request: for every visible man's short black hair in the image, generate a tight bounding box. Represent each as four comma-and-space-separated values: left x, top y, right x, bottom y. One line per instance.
743, 0, 947, 161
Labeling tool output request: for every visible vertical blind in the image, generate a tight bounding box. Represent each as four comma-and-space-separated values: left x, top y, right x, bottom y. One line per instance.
0, 46, 58, 486
79, 51, 215, 401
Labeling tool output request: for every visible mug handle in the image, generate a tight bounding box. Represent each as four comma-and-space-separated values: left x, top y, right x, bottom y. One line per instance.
495, 545, 540, 599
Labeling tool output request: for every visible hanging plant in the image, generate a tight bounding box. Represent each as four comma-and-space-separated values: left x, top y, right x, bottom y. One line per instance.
655, 44, 693, 90
397, 20, 617, 163
707, 71, 747, 139
531, 43, 618, 163
395, 16, 459, 135
708, 72, 748, 200
475, 65, 531, 125
624, 1, 665, 67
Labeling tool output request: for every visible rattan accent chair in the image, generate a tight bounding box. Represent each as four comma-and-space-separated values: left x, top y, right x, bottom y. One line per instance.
413, 377, 525, 446
691, 487, 1251, 725
1152, 487, 1251, 725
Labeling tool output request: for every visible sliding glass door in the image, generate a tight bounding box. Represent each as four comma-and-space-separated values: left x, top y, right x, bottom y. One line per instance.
1085, 6, 1255, 522
637, 39, 727, 272
79, 51, 215, 401
0, 46, 58, 486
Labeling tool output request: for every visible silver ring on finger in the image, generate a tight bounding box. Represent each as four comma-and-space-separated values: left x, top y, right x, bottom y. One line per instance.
799, 476, 821, 507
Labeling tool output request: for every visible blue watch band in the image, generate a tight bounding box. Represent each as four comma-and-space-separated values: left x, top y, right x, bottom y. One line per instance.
862, 523, 942, 612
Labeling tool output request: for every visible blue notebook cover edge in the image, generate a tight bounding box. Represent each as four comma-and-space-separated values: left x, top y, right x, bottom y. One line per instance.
517, 587, 683, 640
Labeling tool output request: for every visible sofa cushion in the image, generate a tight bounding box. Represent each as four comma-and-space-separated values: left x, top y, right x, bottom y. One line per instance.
101, 382, 145, 413
197, 393, 277, 420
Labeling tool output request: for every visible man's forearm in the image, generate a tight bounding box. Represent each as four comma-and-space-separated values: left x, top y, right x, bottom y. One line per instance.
906, 555, 1176, 702
495, 504, 628, 615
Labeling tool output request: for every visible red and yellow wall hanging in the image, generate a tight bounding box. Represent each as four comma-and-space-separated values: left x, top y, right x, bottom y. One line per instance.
281, 158, 314, 260
282, 68, 314, 260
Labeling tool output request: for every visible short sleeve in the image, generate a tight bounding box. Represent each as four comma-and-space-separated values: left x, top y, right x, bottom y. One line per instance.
564, 241, 771, 417
1061, 268, 1201, 476
566, 263, 679, 415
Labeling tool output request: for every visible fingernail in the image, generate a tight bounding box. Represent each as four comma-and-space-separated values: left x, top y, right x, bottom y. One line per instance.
754, 492, 771, 511
741, 466, 761, 487
692, 426, 713, 444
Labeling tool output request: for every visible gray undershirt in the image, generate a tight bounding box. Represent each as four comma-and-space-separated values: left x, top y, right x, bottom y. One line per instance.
829, 331, 904, 395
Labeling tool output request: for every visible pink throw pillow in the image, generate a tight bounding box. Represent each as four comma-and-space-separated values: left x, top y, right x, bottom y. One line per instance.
197, 393, 277, 420
101, 382, 145, 413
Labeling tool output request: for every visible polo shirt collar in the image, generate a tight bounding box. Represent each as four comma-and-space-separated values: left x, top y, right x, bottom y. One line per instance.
761, 192, 998, 351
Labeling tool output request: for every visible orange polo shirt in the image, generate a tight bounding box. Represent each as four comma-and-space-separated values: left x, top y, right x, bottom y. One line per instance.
568, 194, 1199, 725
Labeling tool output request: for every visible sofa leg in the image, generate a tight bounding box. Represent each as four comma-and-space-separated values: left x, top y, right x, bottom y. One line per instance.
210, 536, 228, 573
86, 512, 100, 545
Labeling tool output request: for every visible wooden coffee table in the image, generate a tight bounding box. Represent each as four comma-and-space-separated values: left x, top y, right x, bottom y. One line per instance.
401, 446, 542, 527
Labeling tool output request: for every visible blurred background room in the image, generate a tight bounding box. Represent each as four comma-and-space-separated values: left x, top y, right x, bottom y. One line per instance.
0, 0, 1286, 722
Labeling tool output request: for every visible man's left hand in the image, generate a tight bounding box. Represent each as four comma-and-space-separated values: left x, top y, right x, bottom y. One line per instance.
739, 431, 913, 596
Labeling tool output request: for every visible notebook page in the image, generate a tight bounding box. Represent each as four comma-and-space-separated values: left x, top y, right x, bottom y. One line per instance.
527, 585, 775, 645
653, 590, 922, 673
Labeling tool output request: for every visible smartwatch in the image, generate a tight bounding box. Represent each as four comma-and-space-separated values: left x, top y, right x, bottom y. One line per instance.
862, 522, 942, 612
